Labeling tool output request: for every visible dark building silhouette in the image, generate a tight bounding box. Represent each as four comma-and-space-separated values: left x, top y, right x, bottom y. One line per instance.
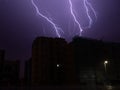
71, 37, 120, 85
24, 58, 32, 86
2, 60, 20, 86
0, 50, 5, 85
31, 36, 120, 86
1, 36, 119, 86
0, 49, 5, 66
32, 37, 77, 85
0, 50, 21, 86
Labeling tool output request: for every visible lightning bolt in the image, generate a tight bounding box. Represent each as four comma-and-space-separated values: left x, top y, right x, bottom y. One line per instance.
84, 0, 97, 28
31, 0, 62, 38
69, 0, 83, 36
31, 0, 97, 37
68, 0, 97, 36
86, 0, 97, 19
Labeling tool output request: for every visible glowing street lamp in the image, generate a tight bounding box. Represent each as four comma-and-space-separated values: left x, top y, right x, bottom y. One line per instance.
104, 60, 108, 72
104, 61, 108, 64
104, 60, 109, 86
57, 64, 60, 67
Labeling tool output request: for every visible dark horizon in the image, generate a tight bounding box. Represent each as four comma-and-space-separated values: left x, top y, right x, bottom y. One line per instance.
0, 36, 120, 88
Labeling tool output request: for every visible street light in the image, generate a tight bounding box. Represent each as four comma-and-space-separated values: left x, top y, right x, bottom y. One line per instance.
57, 64, 60, 67
104, 61, 108, 64
104, 60, 109, 86
104, 60, 108, 72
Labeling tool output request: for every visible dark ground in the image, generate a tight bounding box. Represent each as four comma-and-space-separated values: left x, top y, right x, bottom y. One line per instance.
0, 85, 120, 90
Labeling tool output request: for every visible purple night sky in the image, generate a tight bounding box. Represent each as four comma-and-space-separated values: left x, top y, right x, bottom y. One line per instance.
0, 0, 120, 60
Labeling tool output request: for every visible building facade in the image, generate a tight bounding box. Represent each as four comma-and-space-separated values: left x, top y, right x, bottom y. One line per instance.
32, 37, 77, 85
2, 60, 20, 85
